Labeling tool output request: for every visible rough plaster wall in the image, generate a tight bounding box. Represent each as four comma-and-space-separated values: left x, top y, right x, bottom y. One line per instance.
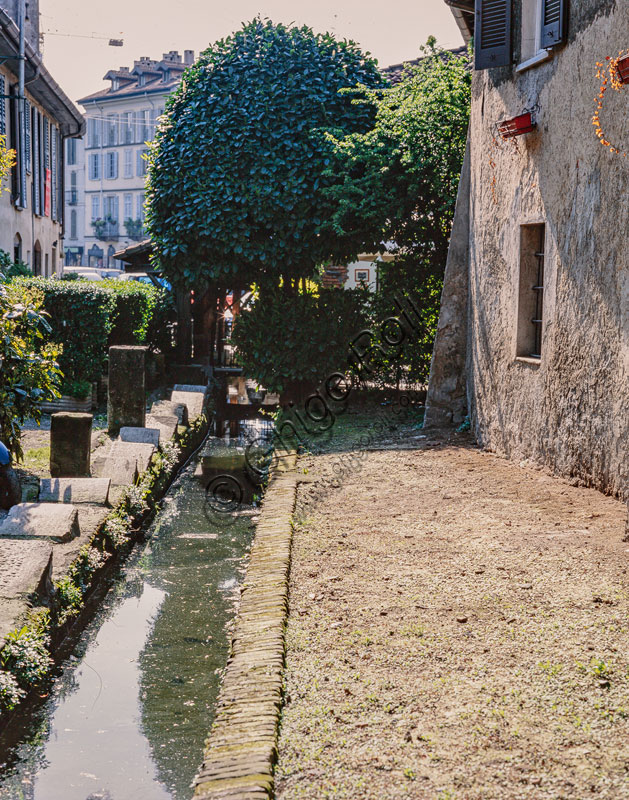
467, 3, 628, 499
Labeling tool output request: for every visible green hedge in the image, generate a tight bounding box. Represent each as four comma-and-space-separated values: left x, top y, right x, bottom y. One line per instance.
13, 278, 171, 397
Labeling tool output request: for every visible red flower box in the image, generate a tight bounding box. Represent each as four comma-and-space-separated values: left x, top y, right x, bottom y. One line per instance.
498, 112, 536, 139
616, 55, 629, 84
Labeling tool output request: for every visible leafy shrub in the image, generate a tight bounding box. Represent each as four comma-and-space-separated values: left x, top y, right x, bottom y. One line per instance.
1, 625, 52, 687
101, 279, 161, 347
0, 249, 32, 279
12, 278, 171, 398
232, 285, 369, 398
0, 280, 62, 459
13, 277, 115, 396
0, 670, 25, 712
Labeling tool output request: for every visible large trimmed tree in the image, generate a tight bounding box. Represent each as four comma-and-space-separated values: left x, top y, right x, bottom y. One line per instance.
145, 18, 385, 290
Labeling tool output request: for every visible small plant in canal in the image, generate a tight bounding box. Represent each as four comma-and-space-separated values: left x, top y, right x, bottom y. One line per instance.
0, 670, 25, 712
1, 618, 52, 688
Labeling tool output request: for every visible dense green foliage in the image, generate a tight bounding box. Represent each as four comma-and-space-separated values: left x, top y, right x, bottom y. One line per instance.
13, 278, 170, 399
0, 280, 61, 459
146, 18, 385, 288
328, 40, 471, 384
231, 286, 369, 396
0, 249, 32, 279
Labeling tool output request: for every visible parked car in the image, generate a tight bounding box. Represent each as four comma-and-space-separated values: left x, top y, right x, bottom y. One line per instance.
118, 272, 172, 291
61, 267, 103, 281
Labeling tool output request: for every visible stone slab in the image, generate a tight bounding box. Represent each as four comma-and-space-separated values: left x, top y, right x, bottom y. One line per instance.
145, 414, 179, 442
173, 384, 208, 396
39, 478, 111, 505
0, 539, 53, 599
92, 453, 138, 486
150, 399, 188, 426
119, 427, 161, 447
108, 441, 155, 473
0, 503, 80, 543
171, 390, 205, 421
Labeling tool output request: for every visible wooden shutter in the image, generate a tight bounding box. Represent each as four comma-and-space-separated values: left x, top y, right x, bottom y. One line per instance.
0, 76, 5, 137
51, 126, 57, 220
24, 100, 31, 173
475, 0, 512, 70
33, 110, 40, 214
540, 0, 567, 49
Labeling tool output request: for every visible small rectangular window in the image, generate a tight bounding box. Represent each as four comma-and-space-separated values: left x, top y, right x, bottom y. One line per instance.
516, 223, 545, 359
124, 193, 132, 220
91, 195, 99, 220
105, 151, 118, 179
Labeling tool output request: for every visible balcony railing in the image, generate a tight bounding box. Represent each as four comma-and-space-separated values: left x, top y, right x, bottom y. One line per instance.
92, 221, 119, 241
66, 189, 78, 206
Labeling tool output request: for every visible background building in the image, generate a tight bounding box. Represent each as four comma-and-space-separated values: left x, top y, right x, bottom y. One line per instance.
68, 50, 194, 268
0, 0, 83, 274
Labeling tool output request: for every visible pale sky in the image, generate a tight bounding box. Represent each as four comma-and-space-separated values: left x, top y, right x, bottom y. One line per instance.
38, 0, 463, 107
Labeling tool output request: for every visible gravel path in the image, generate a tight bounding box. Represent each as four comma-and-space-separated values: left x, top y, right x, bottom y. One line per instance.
275, 408, 628, 800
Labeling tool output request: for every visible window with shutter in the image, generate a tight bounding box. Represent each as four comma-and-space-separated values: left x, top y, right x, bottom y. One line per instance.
475, 0, 512, 70
91, 195, 99, 220
540, 0, 567, 48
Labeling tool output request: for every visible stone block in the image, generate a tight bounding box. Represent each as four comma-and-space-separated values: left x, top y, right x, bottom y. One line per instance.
107, 346, 147, 434
0, 503, 80, 543
50, 412, 92, 478
109, 441, 155, 473
0, 539, 53, 599
39, 477, 111, 505
120, 427, 160, 447
92, 451, 138, 486
150, 399, 188, 425
171, 390, 205, 421
145, 414, 179, 442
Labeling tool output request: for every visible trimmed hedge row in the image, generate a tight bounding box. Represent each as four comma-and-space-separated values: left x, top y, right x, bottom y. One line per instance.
13, 278, 172, 397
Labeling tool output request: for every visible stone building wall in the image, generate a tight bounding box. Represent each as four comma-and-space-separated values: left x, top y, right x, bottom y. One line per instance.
428, 2, 628, 499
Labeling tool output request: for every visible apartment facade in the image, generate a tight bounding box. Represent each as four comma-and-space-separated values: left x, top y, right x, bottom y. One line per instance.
69, 50, 194, 268
426, 0, 628, 499
0, 0, 83, 274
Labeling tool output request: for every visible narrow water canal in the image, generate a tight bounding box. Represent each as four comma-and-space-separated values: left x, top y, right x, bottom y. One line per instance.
0, 438, 259, 800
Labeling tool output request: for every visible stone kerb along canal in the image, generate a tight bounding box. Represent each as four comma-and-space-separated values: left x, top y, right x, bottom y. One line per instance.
0, 413, 273, 799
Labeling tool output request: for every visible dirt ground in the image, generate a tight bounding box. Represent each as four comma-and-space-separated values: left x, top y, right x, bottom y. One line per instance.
275, 405, 629, 800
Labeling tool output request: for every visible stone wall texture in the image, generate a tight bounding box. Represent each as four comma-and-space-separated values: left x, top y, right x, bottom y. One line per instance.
430, 2, 628, 499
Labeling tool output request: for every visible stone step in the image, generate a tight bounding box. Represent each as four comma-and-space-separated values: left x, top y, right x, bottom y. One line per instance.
39, 477, 111, 506
171, 390, 206, 421
119, 426, 160, 447
0, 503, 80, 543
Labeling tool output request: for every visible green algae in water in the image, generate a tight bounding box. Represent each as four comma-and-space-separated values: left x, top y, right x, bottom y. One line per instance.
0, 460, 256, 800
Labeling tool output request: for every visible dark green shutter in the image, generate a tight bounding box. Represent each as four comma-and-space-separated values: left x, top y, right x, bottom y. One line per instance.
540, 0, 567, 48
475, 0, 512, 70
